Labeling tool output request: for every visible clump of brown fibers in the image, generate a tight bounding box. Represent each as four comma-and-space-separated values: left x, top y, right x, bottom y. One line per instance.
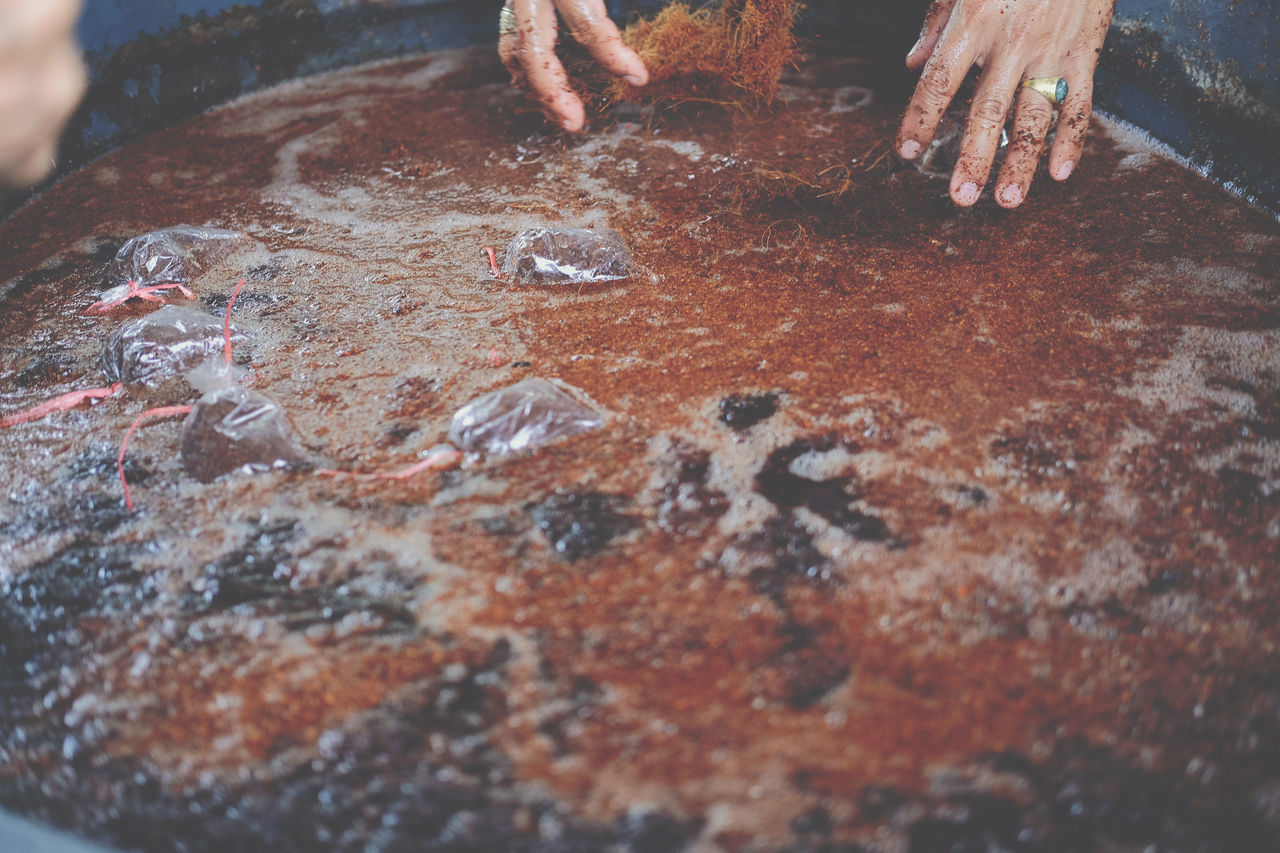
573, 0, 800, 111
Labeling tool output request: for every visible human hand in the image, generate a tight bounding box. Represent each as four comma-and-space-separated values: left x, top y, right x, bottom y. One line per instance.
497, 0, 648, 132
895, 0, 1115, 208
0, 0, 87, 188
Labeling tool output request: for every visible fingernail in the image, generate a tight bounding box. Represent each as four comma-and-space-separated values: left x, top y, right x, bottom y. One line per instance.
956, 182, 980, 206
1056, 160, 1075, 180
624, 74, 646, 87
999, 184, 1023, 207
899, 139, 922, 159
907, 34, 925, 59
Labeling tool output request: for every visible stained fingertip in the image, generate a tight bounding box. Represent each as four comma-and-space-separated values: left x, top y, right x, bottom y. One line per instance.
906, 40, 927, 69
997, 184, 1023, 208
557, 97, 585, 132
2, 144, 56, 189
899, 139, 922, 160
1054, 160, 1075, 181
953, 181, 980, 207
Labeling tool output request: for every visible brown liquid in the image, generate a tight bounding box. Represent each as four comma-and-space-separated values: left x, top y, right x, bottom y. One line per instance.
1, 47, 1278, 851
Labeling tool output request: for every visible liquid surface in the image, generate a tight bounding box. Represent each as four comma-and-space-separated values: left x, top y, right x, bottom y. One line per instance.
1, 48, 1279, 852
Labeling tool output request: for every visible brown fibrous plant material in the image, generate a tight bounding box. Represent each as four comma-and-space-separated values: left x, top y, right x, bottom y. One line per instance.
570, 0, 801, 111
737, 139, 897, 209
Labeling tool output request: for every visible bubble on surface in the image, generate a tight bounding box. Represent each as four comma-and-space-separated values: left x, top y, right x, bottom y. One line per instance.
528, 491, 637, 562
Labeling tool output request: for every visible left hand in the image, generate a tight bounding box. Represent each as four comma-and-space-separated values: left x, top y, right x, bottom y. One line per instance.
895, 0, 1116, 209
0, 0, 87, 188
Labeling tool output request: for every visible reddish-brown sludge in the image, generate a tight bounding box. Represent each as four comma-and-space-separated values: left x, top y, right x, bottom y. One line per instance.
0, 47, 1277, 851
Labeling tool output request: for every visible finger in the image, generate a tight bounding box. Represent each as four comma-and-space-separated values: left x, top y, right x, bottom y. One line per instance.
949, 57, 1022, 206
994, 84, 1054, 208
906, 0, 958, 70
555, 0, 647, 86
1048, 0, 1112, 181
511, 0, 585, 131
1047, 74, 1093, 182
0, 139, 57, 189
1, 0, 84, 58
498, 29, 524, 84
896, 23, 976, 160
0, 40, 85, 188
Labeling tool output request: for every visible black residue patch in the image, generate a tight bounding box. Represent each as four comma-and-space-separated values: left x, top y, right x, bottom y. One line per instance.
537, 676, 604, 759
791, 805, 834, 837
2, 635, 704, 853
719, 392, 780, 430
655, 443, 729, 537
890, 742, 1280, 852
0, 256, 93, 308
11, 354, 83, 388
14, 486, 133, 538
725, 514, 831, 604
1146, 569, 1184, 594
187, 519, 414, 630
374, 422, 419, 449
1040, 739, 1277, 851
1215, 467, 1278, 531
907, 794, 1026, 853
858, 785, 909, 821
0, 541, 150, 739
614, 810, 703, 853
990, 421, 1087, 485
65, 440, 150, 484
775, 621, 852, 709
755, 437, 895, 543
529, 491, 638, 562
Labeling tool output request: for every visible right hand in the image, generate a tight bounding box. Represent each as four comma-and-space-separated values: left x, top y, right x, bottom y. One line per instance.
895, 0, 1115, 208
0, 0, 87, 188
497, 0, 648, 132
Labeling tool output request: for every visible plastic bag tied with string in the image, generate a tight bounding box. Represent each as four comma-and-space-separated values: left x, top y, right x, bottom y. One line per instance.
96, 225, 243, 302
501, 226, 642, 284
449, 378, 604, 458
102, 305, 251, 392
180, 384, 308, 483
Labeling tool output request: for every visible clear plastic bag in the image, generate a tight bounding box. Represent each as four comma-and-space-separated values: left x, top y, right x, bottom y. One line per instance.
101, 305, 251, 391
97, 225, 244, 302
448, 378, 604, 457
180, 385, 308, 483
501, 226, 642, 284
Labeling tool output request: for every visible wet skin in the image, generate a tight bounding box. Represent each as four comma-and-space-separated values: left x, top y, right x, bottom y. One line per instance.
497, 0, 648, 133
897, 0, 1117, 208
0, 0, 87, 188
498, 0, 1116, 209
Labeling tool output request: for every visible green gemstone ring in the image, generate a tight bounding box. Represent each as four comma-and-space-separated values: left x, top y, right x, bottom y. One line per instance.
1021, 76, 1069, 108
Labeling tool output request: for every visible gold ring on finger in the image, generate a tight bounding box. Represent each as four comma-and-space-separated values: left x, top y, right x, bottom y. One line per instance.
1021, 76, 1069, 108
499, 5, 518, 37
